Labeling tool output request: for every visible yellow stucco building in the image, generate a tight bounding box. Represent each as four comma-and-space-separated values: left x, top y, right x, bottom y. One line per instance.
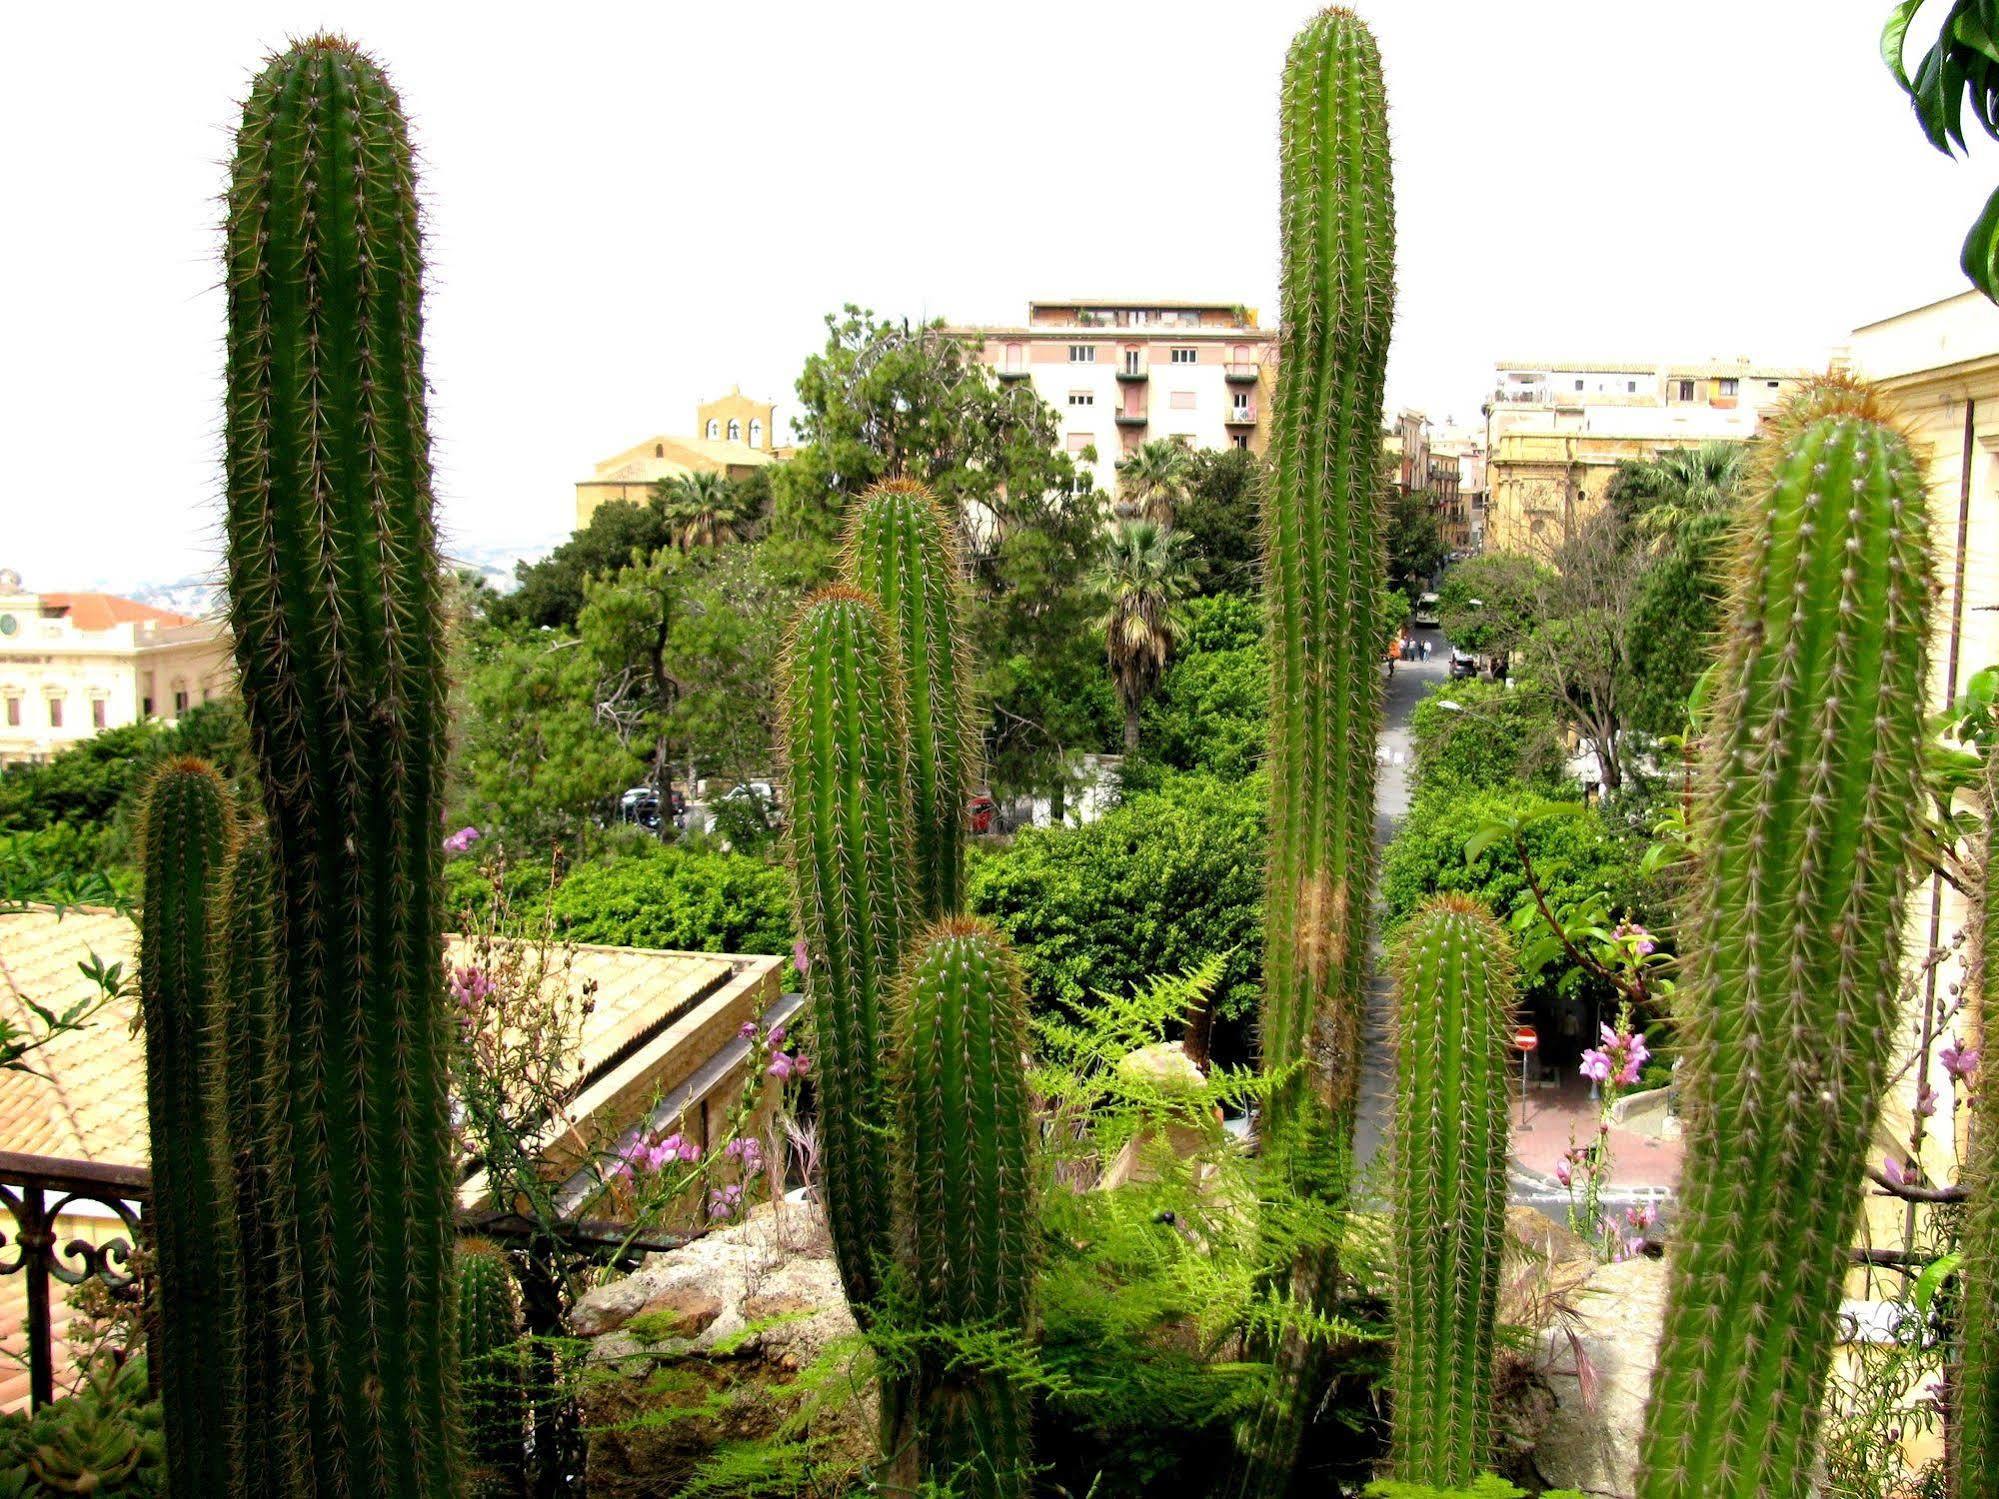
575, 388, 788, 528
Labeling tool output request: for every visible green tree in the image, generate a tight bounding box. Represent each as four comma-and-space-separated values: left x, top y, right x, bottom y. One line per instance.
1606, 440, 1745, 542
1176, 447, 1264, 597
1434, 553, 1550, 658
487, 500, 671, 631
1115, 439, 1193, 524
1407, 679, 1566, 796
1094, 521, 1196, 754
1385, 483, 1448, 596
655, 470, 763, 550
1137, 595, 1268, 782
578, 546, 689, 822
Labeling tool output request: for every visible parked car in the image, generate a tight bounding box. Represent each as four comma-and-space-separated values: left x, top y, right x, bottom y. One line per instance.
968, 793, 998, 834
1449, 651, 1479, 680
617, 785, 687, 831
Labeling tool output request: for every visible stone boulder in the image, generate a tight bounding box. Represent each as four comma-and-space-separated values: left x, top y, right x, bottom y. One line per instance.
572, 1198, 872, 1497
1526, 1248, 1672, 1498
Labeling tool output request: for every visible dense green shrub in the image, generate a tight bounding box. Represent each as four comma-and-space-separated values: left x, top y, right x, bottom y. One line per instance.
1406, 680, 1566, 796
0, 1356, 164, 1496
0, 823, 135, 901
1379, 786, 1654, 1008
967, 771, 1264, 1023
1131, 594, 1267, 784
546, 847, 792, 954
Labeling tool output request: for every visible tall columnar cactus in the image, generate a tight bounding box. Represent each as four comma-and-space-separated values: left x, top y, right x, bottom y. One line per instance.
844, 478, 976, 920
1954, 758, 1999, 1495
214, 822, 305, 1496
223, 36, 458, 1495
885, 918, 1037, 1499
1240, 6, 1394, 1487
1637, 379, 1934, 1498
458, 1241, 528, 1498
1387, 895, 1515, 1489
136, 757, 241, 1498
779, 586, 917, 1316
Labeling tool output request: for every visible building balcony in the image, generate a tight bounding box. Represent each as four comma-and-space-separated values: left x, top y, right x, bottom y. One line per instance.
1225, 407, 1257, 426
1115, 365, 1148, 383
1114, 409, 1149, 428
1224, 363, 1260, 384
996, 366, 1031, 381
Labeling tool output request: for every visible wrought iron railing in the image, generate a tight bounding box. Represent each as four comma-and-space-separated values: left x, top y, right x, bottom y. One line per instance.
0, 1148, 694, 1412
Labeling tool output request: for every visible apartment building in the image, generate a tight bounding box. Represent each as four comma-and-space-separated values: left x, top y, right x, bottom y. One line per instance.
952, 299, 1279, 500
576, 387, 787, 529
0, 572, 232, 765
1483, 357, 1812, 554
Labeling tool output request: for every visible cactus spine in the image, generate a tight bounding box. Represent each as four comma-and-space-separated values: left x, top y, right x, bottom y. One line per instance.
215, 823, 305, 1496
1387, 895, 1515, 1489
1637, 380, 1934, 1498
458, 1242, 528, 1498
1954, 756, 1999, 1494
886, 919, 1037, 1499
845, 479, 976, 920
223, 36, 458, 1495
779, 586, 917, 1315
136, 757, 241, 1497
1240, 7, 1394, 1487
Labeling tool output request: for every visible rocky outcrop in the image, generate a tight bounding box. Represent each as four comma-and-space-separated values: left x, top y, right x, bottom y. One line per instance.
1525, 1249, 1671, 1498
572, 1198, 872, 1497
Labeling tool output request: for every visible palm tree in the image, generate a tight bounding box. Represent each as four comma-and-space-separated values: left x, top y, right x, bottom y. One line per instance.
655, 471, 758, 549
1615, 440, 1745, 543
1114, 439, 1192, 524
1092, 520, 1195, 754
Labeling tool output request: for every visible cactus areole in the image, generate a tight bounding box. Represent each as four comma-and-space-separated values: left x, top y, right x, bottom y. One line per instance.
1637, 381, 1935, 1498
1388, 895, 1516, 1488
222, 36, 458, 1496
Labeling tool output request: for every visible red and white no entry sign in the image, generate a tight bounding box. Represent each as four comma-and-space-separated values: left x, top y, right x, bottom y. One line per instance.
1513, 1026, 1540, 1053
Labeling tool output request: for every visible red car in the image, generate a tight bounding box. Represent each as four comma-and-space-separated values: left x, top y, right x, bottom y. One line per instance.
968, 794, 998, 834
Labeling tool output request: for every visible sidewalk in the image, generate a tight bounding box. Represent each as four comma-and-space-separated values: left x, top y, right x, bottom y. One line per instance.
1510, 1074, 1683, 1191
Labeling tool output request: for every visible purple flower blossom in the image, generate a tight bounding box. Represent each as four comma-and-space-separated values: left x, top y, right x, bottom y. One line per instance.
1612, 922, 1658, 957
739, 1021, 760, 1041
1883, 1156, 1912, 1188
792, 938, 810, 976
767, 1053, 794, 1081
661, 1131, 700, 1165
1553, 1158, 1572, 1188
1580, 1024, 1649, 1087
1942, 1036, 1980, 1082
708, 1182, 744, 1220
442, 826, 481, 855
726, 1136, 764, 1176
1580, 1048, 1613, 1084
767, 1025, 787, 1049
1915, 1081, 1939, 1119
449, 965, 493, 1009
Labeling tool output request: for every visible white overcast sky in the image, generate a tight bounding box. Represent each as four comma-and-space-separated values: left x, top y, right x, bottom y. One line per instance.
3, 1, 1990, 590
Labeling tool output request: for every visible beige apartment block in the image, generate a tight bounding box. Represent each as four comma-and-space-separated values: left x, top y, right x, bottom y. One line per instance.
1482, 356, 1812, 556
0, 572, 231, 766
1842, 290, 1999, 1261
950, 299, 1279, 500
575, 387, 788, 529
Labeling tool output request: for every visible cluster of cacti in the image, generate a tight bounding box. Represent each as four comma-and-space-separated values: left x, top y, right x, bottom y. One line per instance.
135, 758, 241, 1497
1239, 5, 1395, 1488
214, 825, 304, 1493
1636, 380, 1935, 1497
779, 584, 918, 1315
1387, 895, 1515, 1489
844, 479, 976, 921
884, 919, 1038, 1498
1953, 755, 1999, 1494
458, 1241, 529, 1497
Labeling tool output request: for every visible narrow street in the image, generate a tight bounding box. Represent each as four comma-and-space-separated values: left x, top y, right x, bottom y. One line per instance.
1351, 635, 1678, 1226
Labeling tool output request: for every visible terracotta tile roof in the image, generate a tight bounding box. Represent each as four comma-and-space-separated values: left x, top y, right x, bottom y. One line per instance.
0, 908, 774, 1171
38, 594, 195, 631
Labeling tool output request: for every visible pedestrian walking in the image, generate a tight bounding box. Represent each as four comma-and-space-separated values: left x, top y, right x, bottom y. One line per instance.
1420, 639, 1432, 661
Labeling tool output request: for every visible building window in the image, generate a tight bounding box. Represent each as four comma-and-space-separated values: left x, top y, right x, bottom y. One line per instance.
1122, 349, 1141, 375
1676, 380, 1695, 401
4, 696, 17, 728
1068, 391, 1094, 407
1233, 435, 1250, 450
142, 695, 153, 717
1171, 348, 1198, 365
1171, 390, 1196, 410
1626, 380, 1637, 393
47, 697, 62, 729
727, 419, 742, 441
1718, 378, 1738, 396
1766, 379, 1781, 390
1232, 392, 1251, 416
706, 419, 720, 439
1069, 345, 1096, 364
1066, 432, 1095, 453
1004, 343, 1024, 371
91, 698, 106, 729
655, 443, 664, 458
750, 419, 763, 448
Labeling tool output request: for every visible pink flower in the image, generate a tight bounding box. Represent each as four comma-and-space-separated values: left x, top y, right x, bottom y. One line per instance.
1553, 1158, 1572, 1188
791, 1052, 810, 1076
442, 826, 481, 855
1618, 1032, 1651, 1087
449, 965, 493, 1009
660, 1132, 699, 1165
1883, 1156, 1912, 1188
1915, 1081, 1939, 1119
1580, 1048, 1612, 1084
767, 1053, 794, 1081
726, 1137, 764, 1175
792, 938, 810, 975
1942, 1037, 1980, 1081
739, 1021, 760, 1041
707, 1183, 744, 1220
767, 1025, 787, 1049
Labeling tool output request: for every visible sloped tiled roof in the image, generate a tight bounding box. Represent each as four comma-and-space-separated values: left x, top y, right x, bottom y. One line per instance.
0, 908, 773, 1171
38, 594, 195, 631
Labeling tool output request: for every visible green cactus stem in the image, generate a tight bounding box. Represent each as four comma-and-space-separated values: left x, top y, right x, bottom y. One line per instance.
1239, 7, 1395, 1489
779, 585, 917, 1316
885, 918, 1037, 1499
215, 823, 305, 1496
223, 35, 458, 1496
458, 1241, 528, 1497
1387, 894, 1515, 1488
844, 478, 976, 920
136, 756, 241, 1497
1637, 379, 1935, 1498
1954, 755, 1999, 1495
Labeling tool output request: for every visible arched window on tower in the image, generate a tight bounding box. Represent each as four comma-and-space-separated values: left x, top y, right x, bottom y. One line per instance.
727, 419, 742, 441
750, 418, 764, 449
706, 419, 720, 440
